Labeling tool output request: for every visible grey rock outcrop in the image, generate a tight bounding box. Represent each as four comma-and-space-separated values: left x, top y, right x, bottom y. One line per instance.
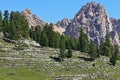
110, 18, 120, 38
56, 18, 71, 29
110, 31, 120, 45
110, 18, 120, 45
64, 2, 119, 46
21, 9, 46, 27
21, 9, 65, 34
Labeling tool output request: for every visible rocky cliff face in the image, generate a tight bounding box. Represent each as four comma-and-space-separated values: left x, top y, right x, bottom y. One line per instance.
56, 18, 71, 29
63, 2, 119, 46
110, 18, 120, 38
110, 18, 120, 45
21, 9, 65, 34
21, 9, 46, 27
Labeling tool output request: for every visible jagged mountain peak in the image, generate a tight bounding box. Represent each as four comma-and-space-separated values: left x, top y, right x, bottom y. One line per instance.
21, 8, 46, 27
22, 8, 32, 15
86, 1, 101, 6
64, 2, 119, 46
76, 2, 104, 17
75, 1, 108, 24
56, 18, 71, 29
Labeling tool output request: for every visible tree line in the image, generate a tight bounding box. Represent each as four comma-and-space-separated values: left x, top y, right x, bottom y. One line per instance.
0, 10, 29, 40
29, 23, 74, 60
78, 27, 119, 66
29, 23, 119, 65
0, 10, 119, 66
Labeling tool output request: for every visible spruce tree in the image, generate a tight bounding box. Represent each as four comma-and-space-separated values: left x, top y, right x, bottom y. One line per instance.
43, 23, 55, 47
35, 25, 41, 43
21, 19, 29, 38
70, 37, 77, 50
40, 31, 48, 46
67, 39, 72, 58
29, 29, 33, 39
100, 33, 113, 57
35, 25, 41, 33
79, 27, 84, 51
9, 11, 16, 39
89, 40, 98, 59
79, 27, 89, 52
0, 11, 2, 31
54, 33, 60, 48
110, 45, 119, 66
47, 23, 55, 47
65, 37, 70, 49
59, 35, 65, 59
9, 11, 21, 39
3, 10, 9, 34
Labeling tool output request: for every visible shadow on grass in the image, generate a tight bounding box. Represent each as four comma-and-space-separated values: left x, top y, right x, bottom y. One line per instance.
78, 56, 94, 61
107, 62, 115, 66
49, 56, 63, 62
107, 62, 112, 65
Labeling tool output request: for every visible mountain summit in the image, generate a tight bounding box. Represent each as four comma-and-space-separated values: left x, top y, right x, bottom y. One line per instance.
63, 2, 119, 46
21, 8, 46, 27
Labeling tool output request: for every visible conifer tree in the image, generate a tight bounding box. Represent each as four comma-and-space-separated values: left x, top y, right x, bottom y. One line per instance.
3, 10, 9, 34
70, 37, 77, 50
35, 25, 41, 33
47, 23, 55, 47
59, 35, 65, 58
89, 40, 98, 59
35, 25, 41, 43
0, 11, 2, 31
40, 31, 48, 46
65, 37, 70, 49
110, 45, 119, 66
100, 33, 113, 57
21, 18, 29, 38
29, 29, 33, 39
79, 27, 89, 52
67, 39, 72, 58
79, 27, 83, 51
43, 23, 54, 47
9, 11, 17, 39
54, 33, 60, 48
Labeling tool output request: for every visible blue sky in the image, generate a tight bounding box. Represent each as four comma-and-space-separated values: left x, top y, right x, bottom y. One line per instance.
0, 0, 120, 23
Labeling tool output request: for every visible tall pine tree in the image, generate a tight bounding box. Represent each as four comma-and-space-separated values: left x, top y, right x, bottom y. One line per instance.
67, 39, 72, 58
54, 33, 60, 48
59, 35, 66, 58
89, 40, 98, 60
9, 11, 17, 39
110, 45, 119, 66
40, 31, 48, 46
3, 10, 9, 35
100, 33, 113, 57
0, 11, 2, 31
79, 27, 89, 52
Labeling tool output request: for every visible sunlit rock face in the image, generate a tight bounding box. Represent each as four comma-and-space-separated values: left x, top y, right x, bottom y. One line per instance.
110, 18, 120, 46
64, 2, 120, 46
56, 18, 71, 29
21, 8, 46, 28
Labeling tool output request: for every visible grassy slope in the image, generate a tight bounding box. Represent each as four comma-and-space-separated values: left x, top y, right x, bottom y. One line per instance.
0, 38, 120, 80
0, 67, 51, 80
